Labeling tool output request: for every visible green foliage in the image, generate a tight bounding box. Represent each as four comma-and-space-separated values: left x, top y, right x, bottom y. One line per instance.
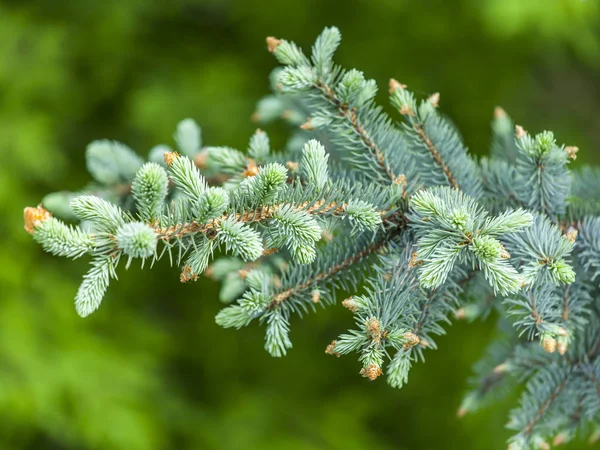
26, 26, 600, 450
10, 1, 600, 449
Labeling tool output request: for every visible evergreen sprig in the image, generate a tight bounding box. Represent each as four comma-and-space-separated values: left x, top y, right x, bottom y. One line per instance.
25, 26, 600, 449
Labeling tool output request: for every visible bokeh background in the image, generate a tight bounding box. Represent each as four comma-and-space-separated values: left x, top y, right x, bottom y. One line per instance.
4, 0, 600, 448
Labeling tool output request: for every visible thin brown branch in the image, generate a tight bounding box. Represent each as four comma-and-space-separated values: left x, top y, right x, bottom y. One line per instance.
523, 377, 569, 436
414, 124, 459, 189
154, 200, 349, 241
314, 81, 400, 186
267, 235, 389, 308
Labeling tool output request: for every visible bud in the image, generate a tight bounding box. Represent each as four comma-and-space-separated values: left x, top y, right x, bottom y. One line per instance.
564, 228, 577, 243
163, 151, 179, 167
427, 92, 440, 108
286, 161, 299, 172
24, 205, 51, 234
388, 78, 406, 94
242, 160, 259, 178
564, 146, 578, 160
180, 265, 198, 283
494, 106, 507, 119
311, 289, 321, 304
366, 318, 382, 343
342, 297, 359, 312
541, 335, 557, 353
515, 125, 527, 139
552, 433, 566, 446
266, 36, 281, 53
360, 364, 383, 381
300, 118, 314, 130
556, 335, 568, 355
402, 331, 420, 349
399, 105, 415, 116
325, 340, 340, 357
194, 149, 209, 169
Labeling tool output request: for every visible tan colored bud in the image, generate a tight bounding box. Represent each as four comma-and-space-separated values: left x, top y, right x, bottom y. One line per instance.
242, 160, 259, 178
388, 78, 406, 94
366, 318, 382, 342
564, 229, 578, 243
194, 148, 209, 169
457, 407, 468, 418
262, 247, 278, 256
493, 363, 509, 374
515, 125, 527, 139
24, 205, 51, 234
163, 151, 179, 167
455, 308, 466, 320
403, 331, 420, 349
557, 340, 568, 355
325, 340, 340, 357
494, 106, 507, 119
394, 173, 407, 187
360, 364, 383, 381
311, 289, 321, 304
342, 297, 359, 313
552, 433, 566, 446
537, 440, 551, 450
266, 36, 281, 53
427, 92, 440, 108
500, 244, 510, 259
409, 252, 423, 268
399, 105, 415, 116
286, 161, 299, 172
237, 269, 249, 280
300, 118, 314, 130
180, 265, 198, 283
541, 336, 557, 353
564, 146, 578, 160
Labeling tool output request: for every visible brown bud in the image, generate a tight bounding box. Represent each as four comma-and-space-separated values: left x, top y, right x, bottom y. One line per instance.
541, 336, 557, 353
515, 125, 527, 139
455, 308, 466, 320
494, 106, 507, 119
557, 340, 568, 355
194, 148, 209, 169
552, 433, 566, 446
342, 297, 359, 312
242, 160, 259, 178
388, 78, 406, 94
402, 331, 420, 349
360, 364, 383, 381
300, 118, 314, 130
325, 340, 340, 357
266, 36, 281, 53
500, 245, 510, 259
180, 265, 199, 283
564, 146, 578, 160
237, 269, 249, 280
409, 252, 423, 268
399, 105, 415, 116
311, 289, 321, 304
394, 173, 407, 187
366, 318, 382, 342
493, 363, 509, 374
457, 407, 468, 418
286, 161, 299, 172
24, 205, 51, 234
427, 92, 440, 108
262, 247, 278, 256
564, 229, 578, 243
163, 151, 179, 167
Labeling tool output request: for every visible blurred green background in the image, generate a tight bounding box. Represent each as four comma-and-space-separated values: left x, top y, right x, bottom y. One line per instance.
4, 0, 600, 448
